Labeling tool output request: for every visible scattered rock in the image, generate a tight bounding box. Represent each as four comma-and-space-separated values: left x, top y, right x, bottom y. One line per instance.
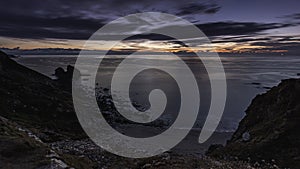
242, 131, 251, 142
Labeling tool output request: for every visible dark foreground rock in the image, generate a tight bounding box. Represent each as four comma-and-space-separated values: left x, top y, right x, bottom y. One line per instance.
0, 116, 51, 168
207, 79, 300, 168
0, 50, 85, 140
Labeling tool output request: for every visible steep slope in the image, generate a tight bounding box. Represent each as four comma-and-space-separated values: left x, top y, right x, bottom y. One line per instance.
0, 51, 84, 140
208, 79, 300, 168
0, 116, 52, 168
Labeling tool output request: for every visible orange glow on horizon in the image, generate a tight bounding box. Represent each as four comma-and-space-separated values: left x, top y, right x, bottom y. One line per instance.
0, 37, 290, 54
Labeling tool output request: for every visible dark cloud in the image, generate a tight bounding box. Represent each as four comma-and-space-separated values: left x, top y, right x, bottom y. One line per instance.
249, 39, 300, 54
290, 13, 300, 20
212, 37, 272, 43
0, 0, 222, 40
125, 34, 175, 41
176, 3, 220, 15
0, 4, 294, 42
142, 22, 293, 43
196, 22, 294, 37
251, 41, 300, 47
0, 11, 105, 40
0, 0, 297, 49
278, 13, 300, 26
281, 13, 300, 20
121, 22, 294, 42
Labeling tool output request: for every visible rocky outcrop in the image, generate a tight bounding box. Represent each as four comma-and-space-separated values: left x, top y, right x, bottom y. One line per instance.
54, 65, 81, 91
207, 79, 300, 168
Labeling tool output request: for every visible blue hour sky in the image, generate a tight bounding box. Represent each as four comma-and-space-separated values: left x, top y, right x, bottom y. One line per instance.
0, 0, 299, 54
214, 0, 300, 22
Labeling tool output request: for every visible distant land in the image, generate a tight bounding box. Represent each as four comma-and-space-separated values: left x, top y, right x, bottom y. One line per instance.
1, 47, 292, 56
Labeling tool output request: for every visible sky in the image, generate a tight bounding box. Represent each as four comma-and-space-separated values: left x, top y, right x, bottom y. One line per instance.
0, 0, 300, 54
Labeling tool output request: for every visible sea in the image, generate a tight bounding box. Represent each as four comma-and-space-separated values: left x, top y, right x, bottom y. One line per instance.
13, 54, 300, 154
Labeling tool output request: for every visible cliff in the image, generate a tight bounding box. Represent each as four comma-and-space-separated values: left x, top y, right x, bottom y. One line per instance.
207, 79, 300, 168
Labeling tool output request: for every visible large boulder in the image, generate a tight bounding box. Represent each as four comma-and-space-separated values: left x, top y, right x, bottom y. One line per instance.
207, 79, 300, 168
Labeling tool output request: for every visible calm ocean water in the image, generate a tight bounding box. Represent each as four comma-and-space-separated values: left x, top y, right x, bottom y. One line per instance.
14, 55, 300, 133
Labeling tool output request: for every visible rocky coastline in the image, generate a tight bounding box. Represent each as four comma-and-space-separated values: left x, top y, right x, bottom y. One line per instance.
1, 50, 299, 168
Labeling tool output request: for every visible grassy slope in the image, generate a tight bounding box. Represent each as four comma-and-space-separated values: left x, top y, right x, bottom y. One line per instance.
0, 117, 51, 169
0, 51, 85, 140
